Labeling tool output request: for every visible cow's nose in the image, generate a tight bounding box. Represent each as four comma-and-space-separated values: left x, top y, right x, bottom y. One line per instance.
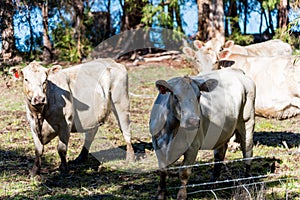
33, 96, 46, 105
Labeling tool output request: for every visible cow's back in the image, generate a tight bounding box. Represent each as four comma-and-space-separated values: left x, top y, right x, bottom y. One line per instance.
193, 69, 255, 149
62, 58, 128, 131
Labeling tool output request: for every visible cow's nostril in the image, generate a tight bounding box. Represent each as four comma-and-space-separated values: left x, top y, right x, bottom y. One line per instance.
33, 96, 46, 105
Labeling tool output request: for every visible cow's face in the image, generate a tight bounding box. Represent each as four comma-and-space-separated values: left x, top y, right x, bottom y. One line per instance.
183, 46, 218, 73
153, 77, 218, 130
150, 77, 218, 166
9, 62, 62, 108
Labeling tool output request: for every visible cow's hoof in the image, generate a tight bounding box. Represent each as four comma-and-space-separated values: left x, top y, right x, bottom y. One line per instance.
157, 190, 166, 200
59, 164, 69, 175
126, 151, 135, 162
69, 155, 88, 165
29, 166, 40, 178
177, 188, 187, 200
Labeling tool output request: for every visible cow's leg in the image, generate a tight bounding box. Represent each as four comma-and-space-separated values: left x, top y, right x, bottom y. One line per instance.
30, 131, 44, 177
157, 169, 168, 200
177, 148, 199, 200
237, 121, 254, 176
57, 128, 70, 174
111, 82, 134, 162
72, 128, 98, 164
212, 143, 228, 181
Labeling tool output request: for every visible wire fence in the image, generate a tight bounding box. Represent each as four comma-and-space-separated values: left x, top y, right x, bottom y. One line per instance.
163, 150, 300, 198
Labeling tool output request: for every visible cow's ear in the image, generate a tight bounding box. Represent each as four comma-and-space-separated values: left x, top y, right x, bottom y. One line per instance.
218, 50, 231, 59
224, 40, 234, 48
193, 40, 203, 50
182, 47, 195, 59
198, 79, 218, 92
48, 65, 62, 74
9, 67, 23, 80
156, 80, 173, 94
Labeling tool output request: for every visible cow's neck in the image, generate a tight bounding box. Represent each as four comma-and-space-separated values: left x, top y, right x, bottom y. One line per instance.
27, 100, 46, 141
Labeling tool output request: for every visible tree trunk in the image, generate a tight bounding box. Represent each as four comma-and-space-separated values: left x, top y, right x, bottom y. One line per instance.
73, 0, 84, 60
121, 0, 146, 31
197, 0, 211, 41
197, 0, 224, 43
228, 0, 241, 34
211, 0, 225, 43
243, 0, 248, 33
278, 0, 289, 28
174, 0, 184, 33
41, 0, 53, 63
1, 0, 16, 62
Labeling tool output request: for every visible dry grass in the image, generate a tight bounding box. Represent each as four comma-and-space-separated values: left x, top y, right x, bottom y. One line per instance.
0, 64, 299, 199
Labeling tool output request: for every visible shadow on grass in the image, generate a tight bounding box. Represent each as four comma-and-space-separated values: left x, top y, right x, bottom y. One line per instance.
254, 131, 300, 148
1, 139, 297, 199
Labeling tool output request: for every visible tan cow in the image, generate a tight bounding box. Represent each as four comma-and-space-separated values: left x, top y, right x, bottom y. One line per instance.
218, 50, 300, 119
10, 59, 134, 176
223, 39, 292, 56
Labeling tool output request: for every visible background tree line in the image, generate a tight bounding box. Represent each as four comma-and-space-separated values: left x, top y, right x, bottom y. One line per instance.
0, 0, 300, 67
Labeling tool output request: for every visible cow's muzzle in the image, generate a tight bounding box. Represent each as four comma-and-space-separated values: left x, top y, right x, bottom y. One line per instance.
31, 95, 47, 106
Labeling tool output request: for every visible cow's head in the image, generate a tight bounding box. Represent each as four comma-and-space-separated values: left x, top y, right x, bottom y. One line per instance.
151, 76, 218, 132
9, 61, 62, 108
183, 40, 218, 73
150, 76, 218, 166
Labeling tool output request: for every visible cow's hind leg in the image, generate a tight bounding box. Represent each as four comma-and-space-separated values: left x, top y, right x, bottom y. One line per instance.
72, 128, 98, 164
211, 143, 228, 181
111, 79, 134, 162
237, 121, 254, 176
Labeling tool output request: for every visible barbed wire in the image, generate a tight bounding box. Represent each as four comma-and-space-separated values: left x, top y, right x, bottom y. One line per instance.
166, 150, 300, 171
187, 177, 300, 195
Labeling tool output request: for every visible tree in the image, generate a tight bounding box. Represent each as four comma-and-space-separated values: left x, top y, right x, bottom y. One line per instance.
0, 0, 17, 62
197, 0, 225, 43
278, 0, 289, 28
41, 0, 53, 63
121, 0, 147, 30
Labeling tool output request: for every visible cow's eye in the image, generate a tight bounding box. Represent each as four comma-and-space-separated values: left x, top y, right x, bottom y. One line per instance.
24, 78, 28, 82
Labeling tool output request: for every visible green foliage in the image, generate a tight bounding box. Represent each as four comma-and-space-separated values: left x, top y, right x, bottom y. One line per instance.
52, 23, 92, 63
273, 17, 300, 50
141, 0, 182, 31
227, 32, 254, 46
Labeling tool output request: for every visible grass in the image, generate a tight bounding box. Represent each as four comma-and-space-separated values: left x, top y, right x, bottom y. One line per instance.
1, 63, 300, 199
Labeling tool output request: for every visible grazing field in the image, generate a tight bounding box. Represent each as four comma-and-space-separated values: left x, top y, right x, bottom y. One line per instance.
0, 63, 300, 199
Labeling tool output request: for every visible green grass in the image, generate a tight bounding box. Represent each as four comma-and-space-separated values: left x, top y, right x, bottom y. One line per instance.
1, 64, 300, 199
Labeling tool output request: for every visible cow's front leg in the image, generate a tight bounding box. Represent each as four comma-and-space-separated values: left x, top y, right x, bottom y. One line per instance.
177, 147, 199, 200
212, 143, 228, 181
30, 131, 44, 177
58, 129, 70, 174
157, 169, 168, 200
72, 128, 98, 164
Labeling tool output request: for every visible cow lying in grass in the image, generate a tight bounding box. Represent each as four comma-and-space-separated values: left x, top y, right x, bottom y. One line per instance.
150, 68, 255, 199
10, 60, 134, 176
183, 40, 300, 119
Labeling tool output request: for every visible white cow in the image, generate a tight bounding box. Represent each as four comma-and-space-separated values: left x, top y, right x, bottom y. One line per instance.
150, 68, 255, 199
223, 39, 292, 57
218, 50, 300, 119
10, 59, 134, 176
183, 40, 300, 119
